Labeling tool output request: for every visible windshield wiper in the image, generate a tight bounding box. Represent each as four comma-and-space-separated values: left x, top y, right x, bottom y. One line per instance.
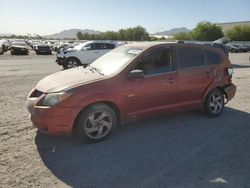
87, 65, 104, 75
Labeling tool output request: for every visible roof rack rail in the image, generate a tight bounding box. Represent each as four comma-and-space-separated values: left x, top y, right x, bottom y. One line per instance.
176, 40, 229, 57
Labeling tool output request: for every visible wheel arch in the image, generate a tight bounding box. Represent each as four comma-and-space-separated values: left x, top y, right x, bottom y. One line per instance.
203, 86, 227, 106
65, 56, 82, 64
72, 101, 122, 134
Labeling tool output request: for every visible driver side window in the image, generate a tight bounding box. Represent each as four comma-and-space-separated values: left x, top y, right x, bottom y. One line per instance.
135, 48, 172, 76
84, 43, 99, 50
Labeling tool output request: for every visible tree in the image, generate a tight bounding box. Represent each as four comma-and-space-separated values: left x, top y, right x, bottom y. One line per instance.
76, 32, 83, 40
226, 25, 250, 41
118, 29, 126, 40
174, 32, 192, 40
75, 26, 150, 41
192, 21, 224, 41
132, 25, 149, 41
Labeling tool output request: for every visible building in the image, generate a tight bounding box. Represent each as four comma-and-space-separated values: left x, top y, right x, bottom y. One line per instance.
217, 21, 250, 32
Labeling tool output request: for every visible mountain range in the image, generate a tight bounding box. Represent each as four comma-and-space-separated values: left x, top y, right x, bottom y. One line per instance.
43, 29, 101, 39
154, 27, 190, 36
0, 27, 190, 39
43, 27, 190, 39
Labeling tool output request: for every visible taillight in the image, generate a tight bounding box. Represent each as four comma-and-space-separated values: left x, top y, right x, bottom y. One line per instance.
225, 67, 233, 83
227, 67, 234, 77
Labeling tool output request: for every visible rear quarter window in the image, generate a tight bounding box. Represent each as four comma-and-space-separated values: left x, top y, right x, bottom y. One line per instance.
176, 47, 206, 69
205, 50, 221, 65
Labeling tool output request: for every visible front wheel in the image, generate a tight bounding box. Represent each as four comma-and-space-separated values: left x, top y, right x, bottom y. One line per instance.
204, 89, 225, 117
64, 58, 80, 69
75, 104, 118, 142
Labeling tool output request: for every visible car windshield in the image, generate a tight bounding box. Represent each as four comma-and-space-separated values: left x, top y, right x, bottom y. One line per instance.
90, 45, 143, 75
12, 42, 26, 46
73, 42, 89, 50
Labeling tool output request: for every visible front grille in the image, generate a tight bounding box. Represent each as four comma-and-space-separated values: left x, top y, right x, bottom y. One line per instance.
38, 46, 50, 50
29, 89, 44, 98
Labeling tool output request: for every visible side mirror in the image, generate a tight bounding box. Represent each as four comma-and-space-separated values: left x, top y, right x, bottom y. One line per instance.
128, 69, 144, 79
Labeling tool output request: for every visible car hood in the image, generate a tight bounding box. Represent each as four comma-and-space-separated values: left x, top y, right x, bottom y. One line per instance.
36, 67, 104, 93
65, 49, 77, 53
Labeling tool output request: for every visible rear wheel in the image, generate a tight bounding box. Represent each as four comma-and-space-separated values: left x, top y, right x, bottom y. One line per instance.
64, 58, 80, 69
204, 89, 224, 117
75, 104, 118, 142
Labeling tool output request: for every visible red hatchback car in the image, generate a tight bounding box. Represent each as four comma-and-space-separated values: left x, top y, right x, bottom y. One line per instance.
27, 42, 236, 142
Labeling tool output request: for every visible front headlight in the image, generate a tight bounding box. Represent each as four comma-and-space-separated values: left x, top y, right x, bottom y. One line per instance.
39, 92, 72, 107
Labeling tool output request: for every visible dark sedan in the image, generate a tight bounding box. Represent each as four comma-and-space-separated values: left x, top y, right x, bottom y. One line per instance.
9, 42, 29, 55
34, 43, 52, 55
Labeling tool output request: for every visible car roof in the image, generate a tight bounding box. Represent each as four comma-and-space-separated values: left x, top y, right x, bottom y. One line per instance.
122, 41, 224, 54
121, 42, 174, 50
86, 40, 118, 45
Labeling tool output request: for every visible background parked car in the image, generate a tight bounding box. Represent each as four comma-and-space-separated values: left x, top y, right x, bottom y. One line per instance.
225, 44, 250, 53
0, 44, 3, 55
238, 45, 250, 52
9, 41, 29, 55
0, 39, 11, 52
34, 43, 52, 55
56, 41, 120, 69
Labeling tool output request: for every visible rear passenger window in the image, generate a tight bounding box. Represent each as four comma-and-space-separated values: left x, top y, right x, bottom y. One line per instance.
177, 48, 205, 69
205, 50, 220, 65
95, 43, 105, 50
106, 43, 115, 49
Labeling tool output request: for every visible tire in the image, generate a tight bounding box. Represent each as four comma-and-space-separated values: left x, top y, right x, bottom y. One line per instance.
64, 58, 80, 69
204, 89, 225, 117
75, 104, 118, 142
62, 64, 68, 69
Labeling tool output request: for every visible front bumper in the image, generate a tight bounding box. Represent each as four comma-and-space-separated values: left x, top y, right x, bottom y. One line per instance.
11, 48, 29, 54
224, 84, 236, 101
35, 49, 51, 54
56, 56, 66, 65
27, 96, 81, 135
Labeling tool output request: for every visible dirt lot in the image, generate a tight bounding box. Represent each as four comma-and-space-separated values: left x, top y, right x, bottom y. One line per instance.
0, 51, 250, 188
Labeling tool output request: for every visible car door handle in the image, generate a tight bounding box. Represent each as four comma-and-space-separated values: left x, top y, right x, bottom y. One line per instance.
168, 78, 175, 84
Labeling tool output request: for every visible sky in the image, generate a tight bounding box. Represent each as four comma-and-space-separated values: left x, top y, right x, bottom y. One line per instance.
0, 0, 249, 35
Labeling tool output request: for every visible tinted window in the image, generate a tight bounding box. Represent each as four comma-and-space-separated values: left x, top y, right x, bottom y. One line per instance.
177, 48, 205, 69
205, 50, 220, 65
135, 48, 172, 76
106, 43, 115, 49
87, 43, 106, 50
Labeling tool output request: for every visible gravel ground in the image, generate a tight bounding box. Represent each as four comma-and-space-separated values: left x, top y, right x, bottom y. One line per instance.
0, 51, 250, 188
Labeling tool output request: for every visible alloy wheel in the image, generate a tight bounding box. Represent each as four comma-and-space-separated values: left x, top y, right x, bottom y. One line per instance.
209, 92, 224, 114
67, 60, 78, 68
83, 111, 113, 139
